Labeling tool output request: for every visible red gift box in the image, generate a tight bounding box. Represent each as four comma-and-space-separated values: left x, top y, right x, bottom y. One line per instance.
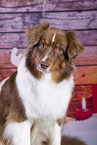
76, 108, 92, 120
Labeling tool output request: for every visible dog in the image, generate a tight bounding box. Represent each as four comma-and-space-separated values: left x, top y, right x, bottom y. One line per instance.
0, 22, 84, 145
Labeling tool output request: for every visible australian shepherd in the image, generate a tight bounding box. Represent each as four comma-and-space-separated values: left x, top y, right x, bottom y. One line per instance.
0, 22, 84, 145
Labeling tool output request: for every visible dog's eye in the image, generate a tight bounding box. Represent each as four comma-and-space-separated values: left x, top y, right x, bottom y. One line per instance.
41, 43, 45, 48
55, 48, 63, 55
59, 48, 62, 52
39, 43, 46, 50
58, 48, 63, 54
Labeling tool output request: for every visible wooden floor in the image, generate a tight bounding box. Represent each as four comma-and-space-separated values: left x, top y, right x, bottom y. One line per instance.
0, 0, 97, 117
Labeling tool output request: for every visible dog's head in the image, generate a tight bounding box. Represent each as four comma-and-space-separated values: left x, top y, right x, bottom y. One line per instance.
25, 22, 84, 83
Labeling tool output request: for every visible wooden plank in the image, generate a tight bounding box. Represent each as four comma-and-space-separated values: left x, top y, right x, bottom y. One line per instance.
77, 30, 97, 46
43, 11, 97, 30
0, 0, 43, 7
0, 66, 97, 84
0, 49, 13, 68
0, 69, 16, 81
0, 0, 97, 12
0, 33, 27, 48
74, 66, 97, 85
0, 11, 97, 32
72, 85, 92, 104
0, 30, 97, 48
74, 46, 97, 65
0, 46, 97, 68
0, 49, 25, 68
46, 0, 97, 11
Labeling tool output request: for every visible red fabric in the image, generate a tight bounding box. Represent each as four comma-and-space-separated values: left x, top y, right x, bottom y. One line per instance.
92, 85, 97, 113
76, 109, 92, 120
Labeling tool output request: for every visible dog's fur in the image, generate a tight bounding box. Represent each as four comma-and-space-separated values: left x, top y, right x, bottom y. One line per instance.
0, 22, 84, 145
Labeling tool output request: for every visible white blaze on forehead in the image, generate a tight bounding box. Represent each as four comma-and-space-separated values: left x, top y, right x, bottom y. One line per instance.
52, 33, 56, 43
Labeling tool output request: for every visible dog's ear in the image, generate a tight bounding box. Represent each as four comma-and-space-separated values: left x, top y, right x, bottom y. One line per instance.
66, 31, 84, 59
25, 22, 50, 46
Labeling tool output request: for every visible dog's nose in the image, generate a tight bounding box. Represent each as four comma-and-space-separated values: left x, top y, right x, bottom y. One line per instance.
40, 61, 50, 69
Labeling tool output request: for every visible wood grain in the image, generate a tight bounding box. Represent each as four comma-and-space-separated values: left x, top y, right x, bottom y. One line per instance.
74, 66, 97, 85
0, 0, 97, 12
0, 30, 97, 49
0, 46, 97, 68
0, 49, 25, 68
0, 11, 97, 32
43, 11, 97, 30
0, 69, 16, 81
0, 33, 27, 48
74, 46, 97, 65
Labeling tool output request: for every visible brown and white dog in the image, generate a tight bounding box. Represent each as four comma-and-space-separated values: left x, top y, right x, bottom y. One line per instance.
0, 22, 84, 145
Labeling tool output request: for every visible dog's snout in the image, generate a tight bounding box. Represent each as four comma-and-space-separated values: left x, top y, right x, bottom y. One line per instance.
40, 61, 50, 69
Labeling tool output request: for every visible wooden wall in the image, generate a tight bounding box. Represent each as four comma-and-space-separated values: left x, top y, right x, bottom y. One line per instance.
0, 0, 97, 118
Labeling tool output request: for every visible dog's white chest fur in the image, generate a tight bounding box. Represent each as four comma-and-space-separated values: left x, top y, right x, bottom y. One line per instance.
16, 57, 74, 122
